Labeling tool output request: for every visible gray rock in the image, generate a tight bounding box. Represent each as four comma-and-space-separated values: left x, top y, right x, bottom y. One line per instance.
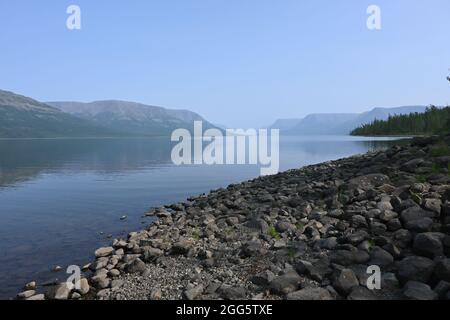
184, 285, 204, 300
170, 240, 192, 255
77, 278, 90, 295
26, 294, 45, 301
400, 207, 435, 224
369, 247, 394, 267
24, 281, 36, 291
276, 221, 296, 233
423, 198, 442, 214
124, 258, 147, 274
405, 217, 434, 233
17, 290, 36, 299
142, 247, 164, 262
397, 256, 435, 283
250, 270, 276, 286
269, 272, 302, 295
413, 233, 444, 258
219, 286, 247, 300
286, 287, 332, 300
333, 269, 359, 295
347, 286, 377, 300
434, 281, 450, 299
403, 281, 438, 300
46, 283, 72, 300
330, 250, 370, 266
95, 247, 114, 258
434, 259, 450, 282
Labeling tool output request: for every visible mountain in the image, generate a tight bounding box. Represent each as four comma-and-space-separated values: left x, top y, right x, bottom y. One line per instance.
269, 118, 303, 131
0, 90, 117, 138
272, 106, 428, 135
47, 100, 217, 136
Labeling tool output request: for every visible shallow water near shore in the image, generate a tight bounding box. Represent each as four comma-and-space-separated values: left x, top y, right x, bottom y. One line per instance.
0, 135, 407, 299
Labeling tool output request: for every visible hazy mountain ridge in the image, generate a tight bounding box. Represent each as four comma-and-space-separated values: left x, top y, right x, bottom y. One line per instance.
47, 100, 216, 136
0, 90, 118, 138
272, 106, 428, 135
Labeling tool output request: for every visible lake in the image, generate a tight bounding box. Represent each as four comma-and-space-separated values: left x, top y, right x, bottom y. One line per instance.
0, 135, 406, 299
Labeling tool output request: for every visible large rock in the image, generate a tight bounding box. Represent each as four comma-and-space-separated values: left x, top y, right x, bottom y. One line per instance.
397, 256, 435, 284
170, 240, 193, 255
434, 259, 450, 282
400, 207, 436, 225
347, 286, 377, 300
95, 247, 114, 258
269, 272, 302, 295
402, 281, 438, 300
286, 287, 332, 300
413, 233, 444, 258
369, 247, 394, 267
46, 283, 72, 300
184, 285, 204, 300
218, 286, 247, 300
124, 258, 147, 274
330, 250, 370, 266
142, 247, 164, 262
333, 269, 359, 295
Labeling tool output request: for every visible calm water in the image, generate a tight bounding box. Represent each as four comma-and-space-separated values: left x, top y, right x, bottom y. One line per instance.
0, 135, 406, 299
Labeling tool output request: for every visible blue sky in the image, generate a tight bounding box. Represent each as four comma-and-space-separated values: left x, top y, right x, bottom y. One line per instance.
0, 0, 449, 127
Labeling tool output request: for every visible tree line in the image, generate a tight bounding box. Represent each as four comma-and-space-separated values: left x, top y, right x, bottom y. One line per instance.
351, 106, 450, 136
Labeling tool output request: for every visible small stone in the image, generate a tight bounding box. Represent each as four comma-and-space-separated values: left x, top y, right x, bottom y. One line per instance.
24, 281, 36, 291
377, 201, 393, 211
150, 289, 162, 300
71, 292, 81, 299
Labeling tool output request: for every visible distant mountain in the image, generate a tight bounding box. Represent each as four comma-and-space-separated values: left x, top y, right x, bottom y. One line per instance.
271, 106, 427, 135
0, 90, 117, 138
47, 100, 217, 136
269, 118, 303, 131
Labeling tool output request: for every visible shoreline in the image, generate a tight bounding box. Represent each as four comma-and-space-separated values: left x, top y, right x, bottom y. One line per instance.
16, 135, 450, 300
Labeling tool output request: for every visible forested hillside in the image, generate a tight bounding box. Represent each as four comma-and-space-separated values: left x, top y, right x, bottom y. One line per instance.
351, 106, 450, 136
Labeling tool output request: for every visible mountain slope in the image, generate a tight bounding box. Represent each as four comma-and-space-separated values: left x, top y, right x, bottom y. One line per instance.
47, 100, 216, 136
275, 106, 427, 135
0, 90, 118, 138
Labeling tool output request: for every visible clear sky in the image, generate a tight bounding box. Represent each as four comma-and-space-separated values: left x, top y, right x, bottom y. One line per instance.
0, 0, 449, 127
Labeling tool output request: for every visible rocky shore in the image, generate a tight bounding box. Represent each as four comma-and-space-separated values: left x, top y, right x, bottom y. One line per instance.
17, 135, 450, 300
